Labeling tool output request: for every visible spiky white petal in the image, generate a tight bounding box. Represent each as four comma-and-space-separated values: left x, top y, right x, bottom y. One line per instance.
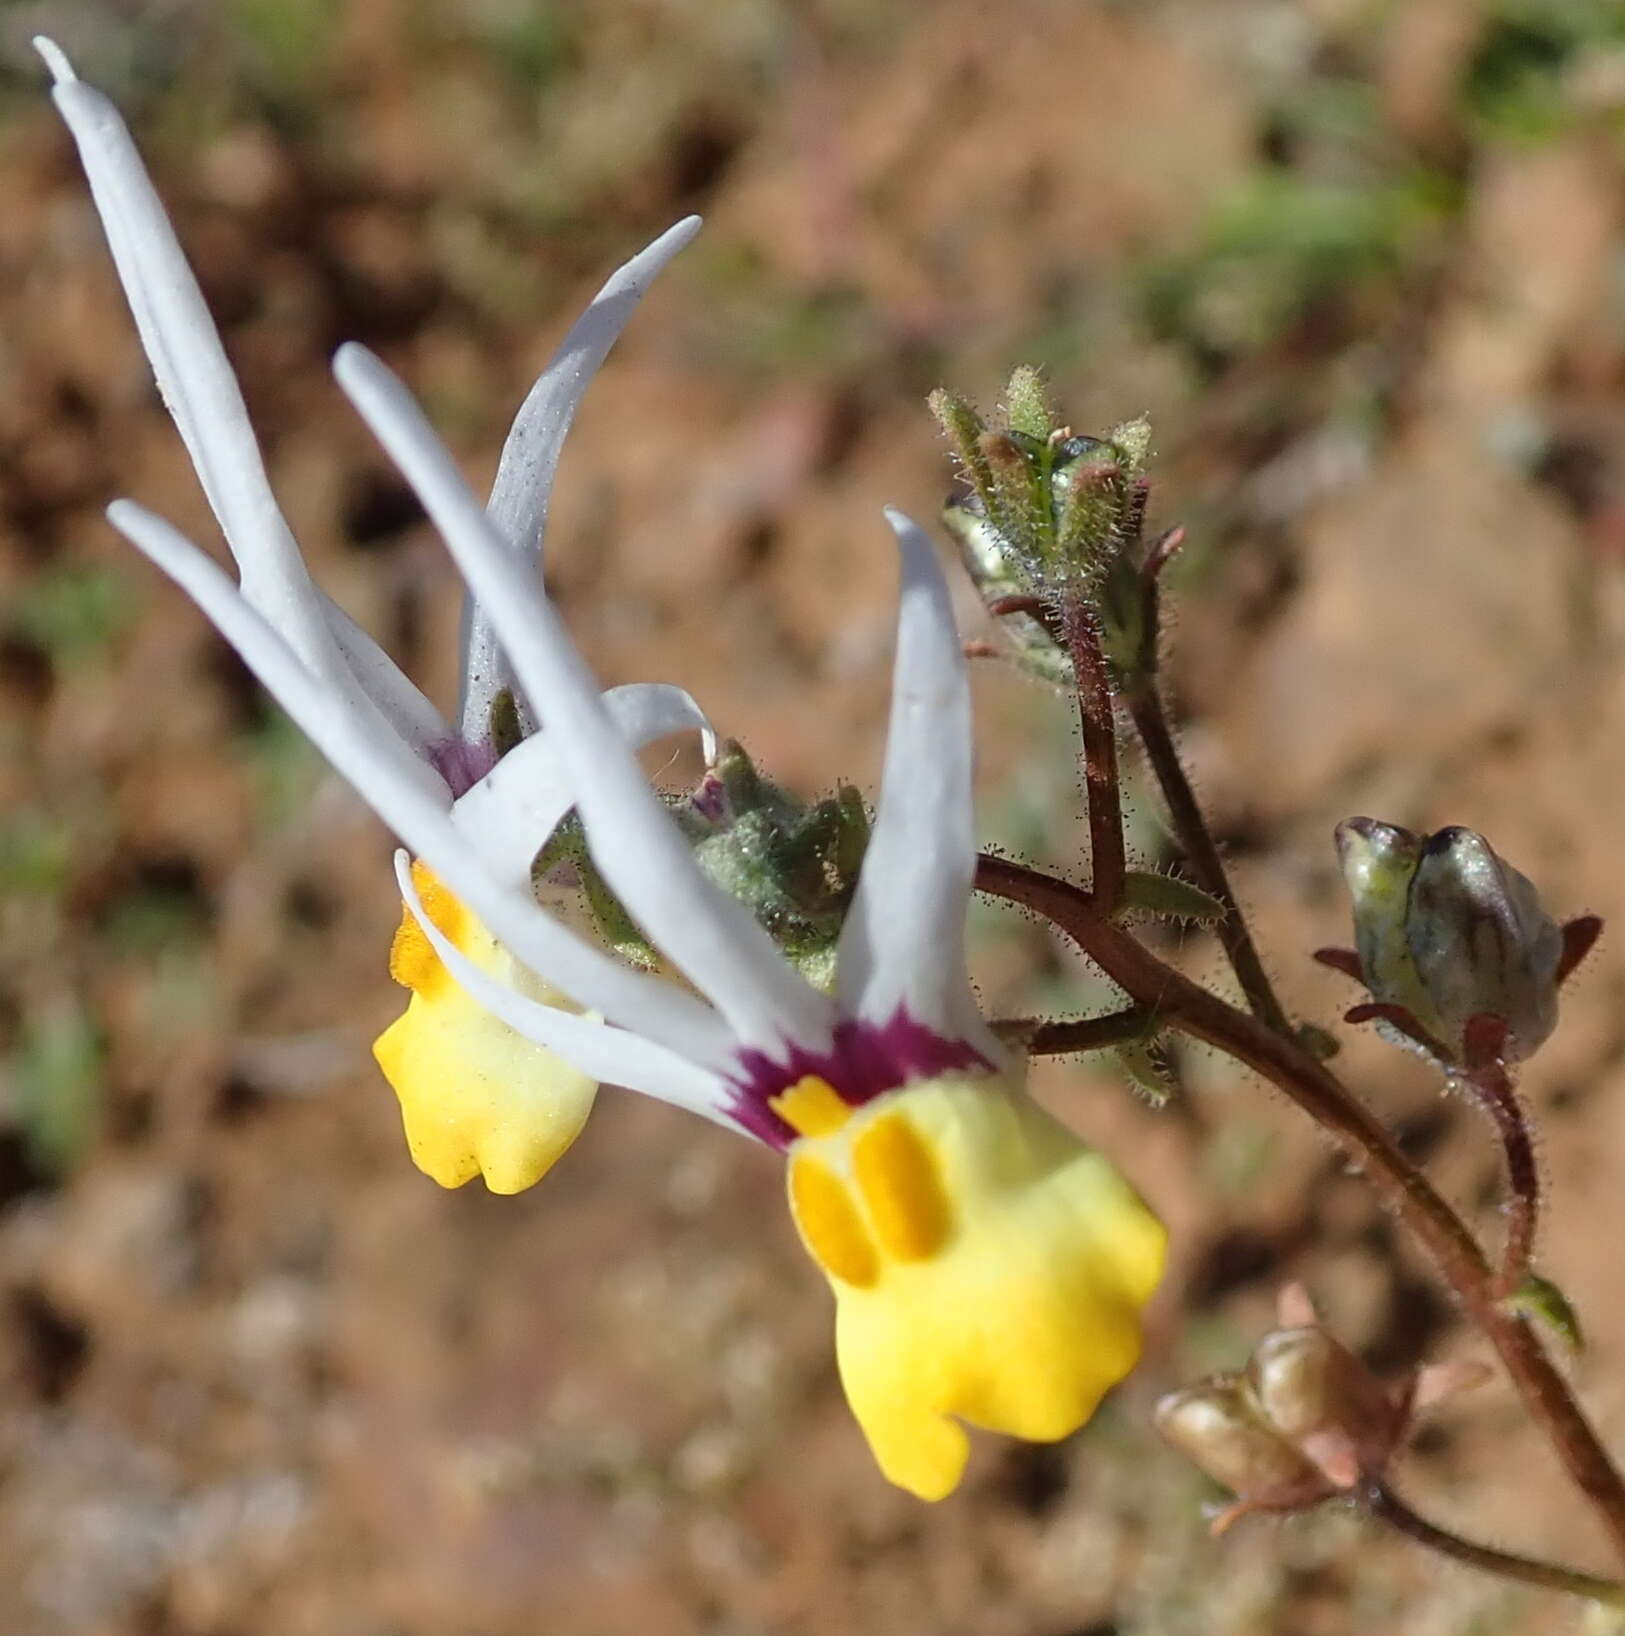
836, 511, 1003, 1063
462, 216, 702, 737
108, 497, 737, 1072
335, 343, 835, 1058
38, 37, 445, 752
320, 594, 447, 753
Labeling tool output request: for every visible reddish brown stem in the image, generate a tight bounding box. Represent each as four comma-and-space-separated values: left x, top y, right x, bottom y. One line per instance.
1459, 1015, 1539, 1299
1126, 682, 1291, 1034
974, 853, 1625, 1567
1018, 1005, 1158, 1057
1461, 1063, 1540, 1298
1060, 598, 1126, 909
1365, 1482, 1625, 1606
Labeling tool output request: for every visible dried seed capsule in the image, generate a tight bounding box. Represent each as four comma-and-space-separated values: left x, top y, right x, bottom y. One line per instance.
1154, 1376, 1327, 1508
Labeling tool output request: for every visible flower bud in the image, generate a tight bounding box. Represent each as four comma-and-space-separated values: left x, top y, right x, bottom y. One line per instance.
930, 374, 1156, 687
1335, 818, 1563, 1061
676, 741, 870, 991
533, 740, 870, 989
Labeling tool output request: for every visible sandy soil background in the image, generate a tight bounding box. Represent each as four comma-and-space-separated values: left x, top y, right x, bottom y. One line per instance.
2, 1, 1625, 1631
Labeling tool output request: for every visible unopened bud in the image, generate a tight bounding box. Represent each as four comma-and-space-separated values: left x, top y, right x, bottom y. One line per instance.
940, 496, 1070, 687
677, 741, 870, 991
931, 374, 1158, 686
1335, 818, 1563, 1061
538, 741, 870, 989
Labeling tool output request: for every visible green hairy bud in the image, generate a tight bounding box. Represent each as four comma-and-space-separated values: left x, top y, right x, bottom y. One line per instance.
533, 740, 870, 989
675, 740, 870, 992
930, 373, 1157, 689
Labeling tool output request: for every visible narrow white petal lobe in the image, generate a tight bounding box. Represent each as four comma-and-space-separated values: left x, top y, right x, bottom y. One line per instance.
394, 852, 736, 1126
107, 497, 736, 1070
336, 344, 835, 1060
836, 511, 1002, 1062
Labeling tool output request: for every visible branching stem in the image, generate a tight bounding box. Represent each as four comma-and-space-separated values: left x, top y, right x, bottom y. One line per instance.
975, 852, 1625, 1569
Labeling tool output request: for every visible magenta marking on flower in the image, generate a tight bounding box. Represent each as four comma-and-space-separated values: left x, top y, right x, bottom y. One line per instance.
427, 736, 499, 797
688, 772, 728, 825
727, 1009, 990, 1147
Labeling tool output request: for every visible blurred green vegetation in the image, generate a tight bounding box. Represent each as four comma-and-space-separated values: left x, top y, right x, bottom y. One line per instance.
0, 808, 72, 902
1140, 167, 1454, 366
1464, 0, 1625, 142
224, 0, 340, 119
242, 709, 327, 831
6, 563, 133, 670
96, 872, 211, 959
5, 1001, 104, 1180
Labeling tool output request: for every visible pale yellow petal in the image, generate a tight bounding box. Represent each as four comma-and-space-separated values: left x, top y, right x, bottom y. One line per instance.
374, 986, 597, 1193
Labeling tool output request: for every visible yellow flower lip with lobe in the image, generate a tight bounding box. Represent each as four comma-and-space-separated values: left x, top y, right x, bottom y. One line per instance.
777, 1073, 1166, 1501
374, 862, 598, 1194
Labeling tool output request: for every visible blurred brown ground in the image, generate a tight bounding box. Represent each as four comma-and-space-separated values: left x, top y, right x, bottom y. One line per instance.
2, 1, 1624, 1632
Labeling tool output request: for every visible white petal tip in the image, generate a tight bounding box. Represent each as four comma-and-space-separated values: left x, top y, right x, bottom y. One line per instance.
883, 509, 938, 570
331, 340, 373, 381
33, 37, 75, 82
619, 216, 702, 282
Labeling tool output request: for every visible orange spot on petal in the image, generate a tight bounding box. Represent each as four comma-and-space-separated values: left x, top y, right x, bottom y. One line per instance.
852, 1111, 951, 1262
789, 1153, 879, 1287
388, 860, 468, 997
770, 1075, 852, 1139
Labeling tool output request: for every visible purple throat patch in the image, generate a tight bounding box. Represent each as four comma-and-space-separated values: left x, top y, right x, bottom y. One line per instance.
728, 1010, 990, 1148
428, 736, 500, 798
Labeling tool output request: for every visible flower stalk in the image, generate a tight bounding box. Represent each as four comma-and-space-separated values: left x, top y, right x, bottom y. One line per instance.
1119, 527, 1291, 1035
1062, 597, 1127, 910
1364, 1482, 1625, 1608
1456, 1014, 1542, 1300
1123, 679, 1291, 1035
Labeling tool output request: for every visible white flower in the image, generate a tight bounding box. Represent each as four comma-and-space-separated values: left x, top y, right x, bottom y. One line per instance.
47, 39, 1166, 1499
40, 35, 720, 1187
124, 329, 1166, 1495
